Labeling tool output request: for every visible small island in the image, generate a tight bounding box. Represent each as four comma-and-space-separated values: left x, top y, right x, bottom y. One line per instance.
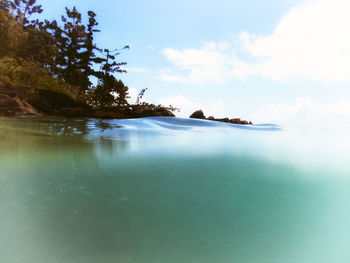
0, 0, 251, 124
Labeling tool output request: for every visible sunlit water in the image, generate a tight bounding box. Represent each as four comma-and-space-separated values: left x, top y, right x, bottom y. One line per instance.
0, 116, 349, 263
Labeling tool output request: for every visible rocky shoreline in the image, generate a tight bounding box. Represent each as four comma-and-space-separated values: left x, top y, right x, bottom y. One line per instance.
0, 79, 252, 124
0, 79, 174, 119
189, 110, 252, 125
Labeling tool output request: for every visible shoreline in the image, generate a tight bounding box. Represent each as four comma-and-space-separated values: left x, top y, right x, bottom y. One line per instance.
0, 79, 174, 119
0, 79, 252, 124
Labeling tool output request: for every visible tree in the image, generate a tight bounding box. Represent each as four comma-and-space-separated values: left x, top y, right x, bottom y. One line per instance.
136, 88, 147, 105
0, 0, 55, 66
1, 1, 130, 107
9, 0, 43, 27
90, 46, 129, 106
53, 7, 87, 91
0, 0, 10, 11
0, 2, 22, 58
80, 11, 99, 80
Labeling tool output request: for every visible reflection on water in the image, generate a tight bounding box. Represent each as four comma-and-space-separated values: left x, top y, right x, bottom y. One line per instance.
0, 117, 349, 263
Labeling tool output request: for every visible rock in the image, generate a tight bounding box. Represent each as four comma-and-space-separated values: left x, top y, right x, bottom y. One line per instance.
230, 118, 242, 124
0, 79, 38, 116
189, 109, 252, 125
0, 78, 90, 117
216, 118, 230, 123
0, 79, 175, 119
0, 94, 38, 116
95, 104, 175, 119
189, 110, 205, 119
25, 89, 89, 114
1, 79, 251, 122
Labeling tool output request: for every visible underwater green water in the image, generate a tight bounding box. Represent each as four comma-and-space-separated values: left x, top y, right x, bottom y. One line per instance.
0, 117, 349, 263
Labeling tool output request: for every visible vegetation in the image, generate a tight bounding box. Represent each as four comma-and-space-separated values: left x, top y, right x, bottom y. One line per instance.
0, 0, 130, 107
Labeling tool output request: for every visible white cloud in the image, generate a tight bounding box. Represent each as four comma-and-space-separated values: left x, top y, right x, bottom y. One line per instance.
329, 99, 350, 115
127, 87, 139, 104
234, 0, 350, 82
157, 95, 230, 118
160, 0, 350, 83
157, 95, 202, 117
252, 96, 350, 125
159, 42, 234, 84
205, 100, 231, 118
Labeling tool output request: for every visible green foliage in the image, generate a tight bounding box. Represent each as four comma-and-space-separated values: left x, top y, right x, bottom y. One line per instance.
0, 56, 73, 94
86, 75, 129, 107
10, 0, 43, 26
54, 7, 88, 90
0, 1, 56, 66
0, 7, 24, 58
136, 88, 148, 105
81, 11, 100, 78
0, 0, 10, 11
0, 0, 130, 107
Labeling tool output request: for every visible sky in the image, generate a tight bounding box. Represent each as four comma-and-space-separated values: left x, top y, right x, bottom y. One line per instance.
40, 0, 350, 124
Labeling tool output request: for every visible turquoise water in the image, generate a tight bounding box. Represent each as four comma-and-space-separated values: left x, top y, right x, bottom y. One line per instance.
0, 117, 349, 263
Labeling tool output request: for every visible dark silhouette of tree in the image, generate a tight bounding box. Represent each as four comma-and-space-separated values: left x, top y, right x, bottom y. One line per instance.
98, 46, 129, 75
1, 1, 131, 107
0, 1, 19, 58
80, 11, 99, 85
9, 0, 43, 27
0, 0, 10, 11
54, 7, 87, 91
136, 88, 148, 105
89, 46, 130, 106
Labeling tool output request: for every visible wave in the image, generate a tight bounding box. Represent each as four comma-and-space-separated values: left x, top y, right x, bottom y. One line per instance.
0, 116, 281, 141
106, 117, 281, 132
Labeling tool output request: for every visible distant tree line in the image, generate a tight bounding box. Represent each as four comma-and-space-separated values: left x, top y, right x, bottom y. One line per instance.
0, 0, 129, 106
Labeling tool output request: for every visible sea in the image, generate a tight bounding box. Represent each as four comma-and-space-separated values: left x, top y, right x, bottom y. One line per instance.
0, 116, 349, 263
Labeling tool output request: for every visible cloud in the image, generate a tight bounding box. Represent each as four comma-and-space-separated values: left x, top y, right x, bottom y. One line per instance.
159, 42, 234, 84
157, 95, 229, 118
252, 96, 350, 124
205, 100, 231, 118
160, 0, 350, 83
127, 87, 139, 104
156, 95, 350, 121
252, 97, 320, 123
329, 99, 350, 115
234, 0, 350, 82
157, 95, 202, 117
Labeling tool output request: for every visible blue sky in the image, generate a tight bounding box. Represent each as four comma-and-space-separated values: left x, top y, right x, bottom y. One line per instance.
41, 0, 350, 124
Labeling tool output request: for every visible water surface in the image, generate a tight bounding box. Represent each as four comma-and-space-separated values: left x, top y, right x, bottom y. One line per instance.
0, 117, 349, 263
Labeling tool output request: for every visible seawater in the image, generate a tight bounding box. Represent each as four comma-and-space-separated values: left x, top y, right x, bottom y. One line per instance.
0, 116, 349, 263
